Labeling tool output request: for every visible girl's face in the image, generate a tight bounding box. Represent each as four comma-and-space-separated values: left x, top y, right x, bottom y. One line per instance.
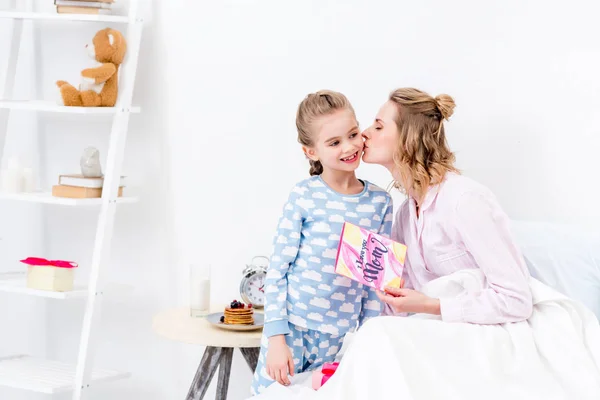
303, 109, 363, 173
361, 101, 399, 170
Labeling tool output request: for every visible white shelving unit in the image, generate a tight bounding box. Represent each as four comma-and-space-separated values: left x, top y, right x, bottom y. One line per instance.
0, 191, 139, 206
0, 1, 143, 399
0, 272, 88, 299
0, 10, 132, 23
0, 355, 130, 394
0, 272, 132, 299
0, 100, 141, 114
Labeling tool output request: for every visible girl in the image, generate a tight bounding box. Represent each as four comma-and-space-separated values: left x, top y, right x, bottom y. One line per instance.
250, 90, 394, 395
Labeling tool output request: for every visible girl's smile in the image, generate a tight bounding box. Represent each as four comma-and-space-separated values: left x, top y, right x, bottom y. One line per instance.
340, 151, 360, 164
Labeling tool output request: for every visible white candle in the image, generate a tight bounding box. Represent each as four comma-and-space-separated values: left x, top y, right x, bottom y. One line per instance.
0, 170, 9, 192
1, 168, 23, 193
22, 168, 34, 192
3, 156, 24, 193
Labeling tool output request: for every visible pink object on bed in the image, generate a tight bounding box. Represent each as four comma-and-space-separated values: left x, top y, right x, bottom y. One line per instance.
312, 362, 340, 390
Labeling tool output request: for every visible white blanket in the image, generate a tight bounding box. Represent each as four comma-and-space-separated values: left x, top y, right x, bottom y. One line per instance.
248, 270, 600, 400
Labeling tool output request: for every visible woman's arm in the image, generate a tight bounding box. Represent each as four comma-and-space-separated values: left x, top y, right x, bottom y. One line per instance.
440, 190, 533, 324
263, 189, 304, 338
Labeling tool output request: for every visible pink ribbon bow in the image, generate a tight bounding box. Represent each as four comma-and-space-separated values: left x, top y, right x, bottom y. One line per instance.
20, 257, 78, 269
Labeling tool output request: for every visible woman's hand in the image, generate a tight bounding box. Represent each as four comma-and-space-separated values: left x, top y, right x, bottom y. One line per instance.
266, 335, 295, 386
376, 287, 441, 315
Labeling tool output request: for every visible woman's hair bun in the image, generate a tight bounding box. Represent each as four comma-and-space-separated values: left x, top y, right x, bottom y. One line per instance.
434, 94, 455, 120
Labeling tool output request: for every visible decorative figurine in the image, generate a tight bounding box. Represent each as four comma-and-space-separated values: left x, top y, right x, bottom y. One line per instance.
80, 147, 102, 178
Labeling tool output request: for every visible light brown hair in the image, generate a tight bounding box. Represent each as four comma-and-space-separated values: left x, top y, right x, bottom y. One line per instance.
296, 90, 356, 175
388, 88, 459, 201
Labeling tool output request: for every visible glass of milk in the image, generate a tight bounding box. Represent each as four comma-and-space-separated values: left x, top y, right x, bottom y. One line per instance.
189, 264, 211, 317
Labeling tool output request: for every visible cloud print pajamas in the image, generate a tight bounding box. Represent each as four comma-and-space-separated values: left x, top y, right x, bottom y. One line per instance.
251, 176, 393, 395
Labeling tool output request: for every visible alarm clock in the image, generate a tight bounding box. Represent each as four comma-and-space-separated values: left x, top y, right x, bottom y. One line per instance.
239, 256, 269, 309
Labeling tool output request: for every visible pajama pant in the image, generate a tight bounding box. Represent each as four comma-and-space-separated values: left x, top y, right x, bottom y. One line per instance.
250, 323, 346, 396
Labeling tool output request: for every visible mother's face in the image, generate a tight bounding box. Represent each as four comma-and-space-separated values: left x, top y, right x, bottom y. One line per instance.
361, 101, 399, 169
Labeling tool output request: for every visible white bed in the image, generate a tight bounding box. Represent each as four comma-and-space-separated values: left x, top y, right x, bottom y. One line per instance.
510, 220, 600, 320
247, 220, 600, 400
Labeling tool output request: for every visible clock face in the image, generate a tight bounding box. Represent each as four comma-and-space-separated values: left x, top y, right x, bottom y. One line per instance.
241, 272, 266, 307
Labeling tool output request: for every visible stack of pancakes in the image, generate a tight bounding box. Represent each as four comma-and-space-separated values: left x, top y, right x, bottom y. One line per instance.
224, 306, 254, 325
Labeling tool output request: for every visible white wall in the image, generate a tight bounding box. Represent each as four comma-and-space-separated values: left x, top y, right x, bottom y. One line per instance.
0, 0, 599, 400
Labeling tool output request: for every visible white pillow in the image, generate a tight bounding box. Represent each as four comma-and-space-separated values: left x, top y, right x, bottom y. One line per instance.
510, 220, 600, 319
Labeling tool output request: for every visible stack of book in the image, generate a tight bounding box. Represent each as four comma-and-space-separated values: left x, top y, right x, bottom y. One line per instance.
54, 0, 114, 15
52, 174, 126, 199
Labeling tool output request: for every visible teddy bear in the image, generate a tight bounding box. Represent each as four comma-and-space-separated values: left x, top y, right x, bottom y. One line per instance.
56, 28, 127, 107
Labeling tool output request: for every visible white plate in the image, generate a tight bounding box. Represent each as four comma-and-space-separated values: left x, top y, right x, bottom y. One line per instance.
206, 312, 264, 331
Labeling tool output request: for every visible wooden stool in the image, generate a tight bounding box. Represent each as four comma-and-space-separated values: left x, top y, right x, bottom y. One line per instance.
153, 307, 263, 400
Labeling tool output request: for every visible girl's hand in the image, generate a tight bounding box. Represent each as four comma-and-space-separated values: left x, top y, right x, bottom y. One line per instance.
376, 287, 441, 315
266, 335, 295, 386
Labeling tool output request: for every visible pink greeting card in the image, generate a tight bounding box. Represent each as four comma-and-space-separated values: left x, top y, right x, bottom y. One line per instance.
334, 222, 407, 290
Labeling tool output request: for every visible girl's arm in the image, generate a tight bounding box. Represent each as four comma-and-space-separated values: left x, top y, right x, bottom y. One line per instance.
263, 189, 304, 338
359, 197, 394, 326
440, 191, 533, 324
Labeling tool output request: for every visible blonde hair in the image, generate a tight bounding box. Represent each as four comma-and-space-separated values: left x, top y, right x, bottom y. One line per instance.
296, 90, 356, 176
388, 88, 459, 202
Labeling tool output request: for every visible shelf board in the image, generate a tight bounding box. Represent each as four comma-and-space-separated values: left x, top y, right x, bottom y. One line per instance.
0, 11, 132, 24
0, 273, 87, 299
0, 192, 139, 206
0, 272, 134, 299
0, 355, 130, 394
0, 100, 141, 114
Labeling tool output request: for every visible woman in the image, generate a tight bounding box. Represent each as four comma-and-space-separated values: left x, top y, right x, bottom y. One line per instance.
361, 87, 533, 324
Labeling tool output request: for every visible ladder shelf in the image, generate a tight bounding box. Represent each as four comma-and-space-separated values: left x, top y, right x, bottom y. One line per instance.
0, 1, 144, 398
